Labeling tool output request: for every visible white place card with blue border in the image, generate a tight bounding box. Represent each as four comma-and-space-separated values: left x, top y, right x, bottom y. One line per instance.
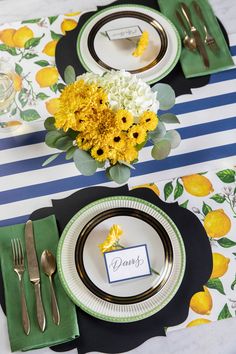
104, 244, 152, 283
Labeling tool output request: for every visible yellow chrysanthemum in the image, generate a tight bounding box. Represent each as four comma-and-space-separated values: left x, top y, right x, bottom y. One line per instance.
76, 135, 93, 151
132, 31, 149, 57
115, 109, 134, 130
91, 145, 109, 162
139, 111, 158, 131
109, 144, 138, 165
54, 80, 112, 132
128, 124, 147, 145
99, 224, 123, 253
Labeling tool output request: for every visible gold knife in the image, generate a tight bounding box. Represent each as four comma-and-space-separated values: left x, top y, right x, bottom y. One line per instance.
180, 2, 210, 68
25, 220, 46, 332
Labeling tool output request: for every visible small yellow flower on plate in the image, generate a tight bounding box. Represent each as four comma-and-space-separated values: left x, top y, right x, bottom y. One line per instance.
99, 225, 123, 253
132, 31, 149, 57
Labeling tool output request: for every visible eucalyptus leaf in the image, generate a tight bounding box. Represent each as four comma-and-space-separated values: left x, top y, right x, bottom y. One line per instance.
42, 153, 60, 167
164, 181, 173, 201
118, 160, 136, 170
148, 121, 166, 143
164, 130, 181, 149
65, 146, 77, 160
45, 130, 63, 147
174, 179, 184, 200
44, 116, 56, 131
54, 136, 73, 151
152, 83, 175, 110
216, 169, 235, 183
206, 278, 225, 295
96, 161, 106, 168
159, 113, 180, 124
73, 149, 97, 176
151, 140, 171, 160
109, 164, 131, 184
64, 65, 76, 84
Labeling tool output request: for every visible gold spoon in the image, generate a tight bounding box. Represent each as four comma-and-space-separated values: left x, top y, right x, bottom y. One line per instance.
41, 250, 60, 325
176, 9, 196, 51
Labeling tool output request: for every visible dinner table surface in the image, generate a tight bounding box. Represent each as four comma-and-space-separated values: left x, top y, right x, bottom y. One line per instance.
0, 0, 236, 354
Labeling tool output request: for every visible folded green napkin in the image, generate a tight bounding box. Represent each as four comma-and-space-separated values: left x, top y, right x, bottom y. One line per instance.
158, 0, 234, 77
0, 215, 79, 352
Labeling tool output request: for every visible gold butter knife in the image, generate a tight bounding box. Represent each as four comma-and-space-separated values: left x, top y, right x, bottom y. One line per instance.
25, 220, 46, 332
180, 2, 210, 68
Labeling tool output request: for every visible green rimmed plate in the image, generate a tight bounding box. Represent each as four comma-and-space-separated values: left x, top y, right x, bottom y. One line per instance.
57, 196, 186, 323
76, 4, 181, 84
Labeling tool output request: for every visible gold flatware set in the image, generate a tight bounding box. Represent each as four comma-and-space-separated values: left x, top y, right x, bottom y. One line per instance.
176, 2, 219, 68
11, 221, 60, 335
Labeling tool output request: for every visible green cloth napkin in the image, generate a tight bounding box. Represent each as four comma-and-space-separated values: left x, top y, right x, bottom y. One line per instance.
158, 0, 234, 77
0, 215, 79, 352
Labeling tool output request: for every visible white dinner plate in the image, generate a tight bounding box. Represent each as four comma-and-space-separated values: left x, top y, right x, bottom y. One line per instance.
57, 196, 186, 323
76, 4, 181, 83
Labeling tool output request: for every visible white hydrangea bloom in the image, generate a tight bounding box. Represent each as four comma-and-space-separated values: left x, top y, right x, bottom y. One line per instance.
77, 70, 159, 121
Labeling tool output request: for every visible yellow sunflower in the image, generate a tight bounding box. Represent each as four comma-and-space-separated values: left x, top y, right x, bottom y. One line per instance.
95, 91, 109, 110
115, 109, 134, 130
128, 124, 147, 145
99, 224, 123, 253
91, 144, 109, 162
109, 132, 127, 149
139, 111, 158, 131
109, 143, 138, 165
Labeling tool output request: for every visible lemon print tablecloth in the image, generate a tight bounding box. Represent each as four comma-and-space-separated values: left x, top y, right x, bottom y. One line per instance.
130, 167, 236, 330
0, 0, 236, 351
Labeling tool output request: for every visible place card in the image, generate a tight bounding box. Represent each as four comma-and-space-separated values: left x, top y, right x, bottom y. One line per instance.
104, 244, 151, 283
105, 26, 142, 40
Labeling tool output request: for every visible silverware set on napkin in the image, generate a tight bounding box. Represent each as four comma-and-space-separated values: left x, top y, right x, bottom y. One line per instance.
11, 220, 60, 335
176, 2, 219, 68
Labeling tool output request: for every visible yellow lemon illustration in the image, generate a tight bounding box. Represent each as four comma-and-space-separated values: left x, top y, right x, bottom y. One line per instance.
186, 318, 211, 328
64, 12, 81, 16
13, 26, 34, 48
181, 174, 214, 197
45, 98, 60, 115
42, 40, 58, 56
35, 67, 59, 88
0, 28, 16, 47
132, 183, 160, 196
61, 19, 77, 34
210, 253, 230, 279
10, 73, 22, 91
204, 209, 231, 238
190, 286, 212, 315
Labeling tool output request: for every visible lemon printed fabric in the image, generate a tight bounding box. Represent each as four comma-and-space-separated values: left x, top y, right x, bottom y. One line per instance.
132, 167, 236, 330
0, 13, 81, 121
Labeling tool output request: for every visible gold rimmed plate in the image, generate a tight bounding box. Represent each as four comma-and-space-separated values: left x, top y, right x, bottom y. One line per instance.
75, 207, 173, 305
77, 4, 181, 84
57, 196, 186, 323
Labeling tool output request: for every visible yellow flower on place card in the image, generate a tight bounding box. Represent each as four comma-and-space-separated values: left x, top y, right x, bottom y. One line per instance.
99, 224, 123, 253
132, 31, 149, 57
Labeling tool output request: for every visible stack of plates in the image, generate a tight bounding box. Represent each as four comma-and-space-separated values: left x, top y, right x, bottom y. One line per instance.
76, 4, 181, 83
57, 196, 186, 323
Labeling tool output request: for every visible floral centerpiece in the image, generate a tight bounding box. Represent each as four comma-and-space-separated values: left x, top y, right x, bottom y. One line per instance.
44, 68, 180, 184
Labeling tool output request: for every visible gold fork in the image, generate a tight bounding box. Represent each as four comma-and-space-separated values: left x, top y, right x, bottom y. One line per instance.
192, 1, 219, 53
11, 239, 30, 335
